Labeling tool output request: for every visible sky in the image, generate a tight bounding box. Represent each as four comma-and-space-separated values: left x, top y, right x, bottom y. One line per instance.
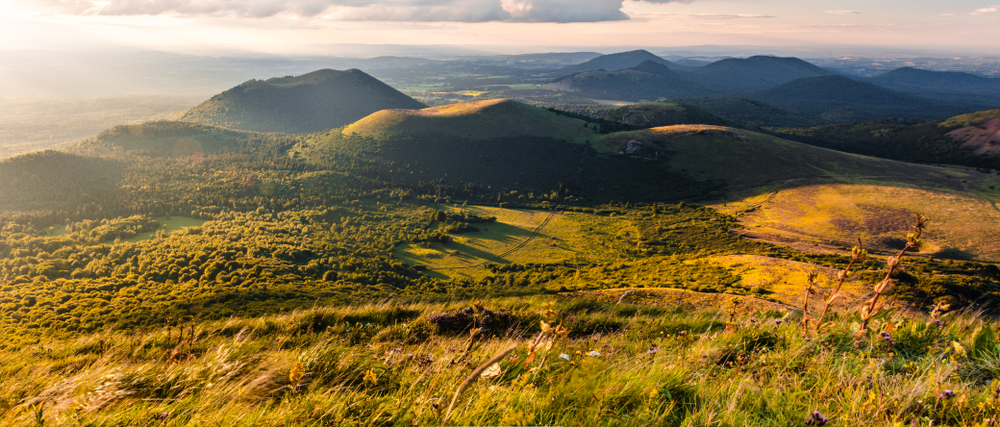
0, 0, 998, 55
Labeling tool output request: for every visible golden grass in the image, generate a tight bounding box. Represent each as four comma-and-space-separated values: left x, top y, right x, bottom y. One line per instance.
713, 183, 1000, 261
343, 99, 597, 142
706, 254, 871, 308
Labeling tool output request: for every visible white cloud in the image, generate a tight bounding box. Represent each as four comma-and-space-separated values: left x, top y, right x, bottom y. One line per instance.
665, 13, 775, 19
824, 10, 860, 15
330, 0, 511, 22
24, 0, 711, 22
971, 5, 999, 14
502, 0, 627, 22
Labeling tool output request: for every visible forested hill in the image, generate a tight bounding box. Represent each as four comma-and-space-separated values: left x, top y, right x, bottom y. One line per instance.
670, 97, 829, 128
70, 121, 300, 158
552, 50, 680, 76
599, 102, 744, 129
748, 75, 969, 121
774, 108, 1000, 169
544, 61, 718, 101
177, 69, 426, 134
682, 55, 838, 92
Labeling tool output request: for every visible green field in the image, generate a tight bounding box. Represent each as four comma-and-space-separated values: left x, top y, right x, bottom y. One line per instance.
394, 206, 636, 280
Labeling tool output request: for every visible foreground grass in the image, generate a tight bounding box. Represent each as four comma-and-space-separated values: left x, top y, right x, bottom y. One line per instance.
3, 294, 1000, 426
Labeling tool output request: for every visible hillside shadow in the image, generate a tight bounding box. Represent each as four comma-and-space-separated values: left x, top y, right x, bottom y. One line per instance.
463, 221, 534, 245
445, 241, 509, 264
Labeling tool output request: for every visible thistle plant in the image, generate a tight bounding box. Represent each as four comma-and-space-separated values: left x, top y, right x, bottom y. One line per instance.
801, 272, 819, 330
815, 239, 867, 332
857, 214, 927, 337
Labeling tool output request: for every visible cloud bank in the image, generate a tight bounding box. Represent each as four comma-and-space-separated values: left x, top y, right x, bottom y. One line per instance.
30, 0, 708, 22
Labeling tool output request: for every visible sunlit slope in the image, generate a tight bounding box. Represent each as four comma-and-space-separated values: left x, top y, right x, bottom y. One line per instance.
178, 69, 426, 133
343, 98, 598, 142
941, 108, 1000, 156
302, 100, 716, 202
596, 125, 1000, 261
0, 150, 122, 212
71, 121, 299, 157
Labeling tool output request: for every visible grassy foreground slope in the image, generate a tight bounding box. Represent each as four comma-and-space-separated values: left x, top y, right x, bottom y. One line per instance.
3, 295, 1000, 426
178, 69, 426, 134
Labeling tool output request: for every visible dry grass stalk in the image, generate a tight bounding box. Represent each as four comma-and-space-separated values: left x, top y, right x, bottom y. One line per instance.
442, 343, 518, 426
815, 239, 867, 331
858, 214, 927, 335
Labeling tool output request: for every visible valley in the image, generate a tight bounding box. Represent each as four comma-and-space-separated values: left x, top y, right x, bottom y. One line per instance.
3, 49, 1000, 425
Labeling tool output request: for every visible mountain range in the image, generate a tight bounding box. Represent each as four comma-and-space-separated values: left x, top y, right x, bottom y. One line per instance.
545, 50, 1000, 122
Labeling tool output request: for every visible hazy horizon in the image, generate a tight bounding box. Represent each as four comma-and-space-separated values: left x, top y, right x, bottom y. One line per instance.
2, 0, 999, 55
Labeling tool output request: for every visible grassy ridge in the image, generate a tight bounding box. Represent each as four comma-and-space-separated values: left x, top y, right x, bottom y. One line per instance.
343, 99, 598, 142
4, 295, 1000, 426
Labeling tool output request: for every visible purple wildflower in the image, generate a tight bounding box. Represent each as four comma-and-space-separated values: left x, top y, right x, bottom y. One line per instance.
806, 411, 830, 425
154, 412, 170, 420
933, 319, 945, 327
648, 346, 659, 355
939, 390, 955, 399
774, 319, 783, 325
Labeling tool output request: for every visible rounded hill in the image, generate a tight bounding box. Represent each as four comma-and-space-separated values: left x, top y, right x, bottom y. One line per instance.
749, 75, 968, 121
0, 150, 123, 212
599, 102, 742, 129
178, 69, 426, 134
70, 121, 299, 158
342, 99, 598, 142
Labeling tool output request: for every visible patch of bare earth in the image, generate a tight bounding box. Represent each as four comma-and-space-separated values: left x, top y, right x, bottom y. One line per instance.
948, 117, 1000, 155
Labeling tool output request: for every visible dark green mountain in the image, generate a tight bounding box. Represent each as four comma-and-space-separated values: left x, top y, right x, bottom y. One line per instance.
599, 102, 744, 129
748, 75, 969, 121
178, 69, 426, 134
71, 121, 299, 158
0, 150, 122, 213
670, 97, 828, 128
867, 67, 1000, 108
543, 61, 718, 102
553, 50, 680, 76
683, 56, 838, 92
775, 108, 1000, 169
